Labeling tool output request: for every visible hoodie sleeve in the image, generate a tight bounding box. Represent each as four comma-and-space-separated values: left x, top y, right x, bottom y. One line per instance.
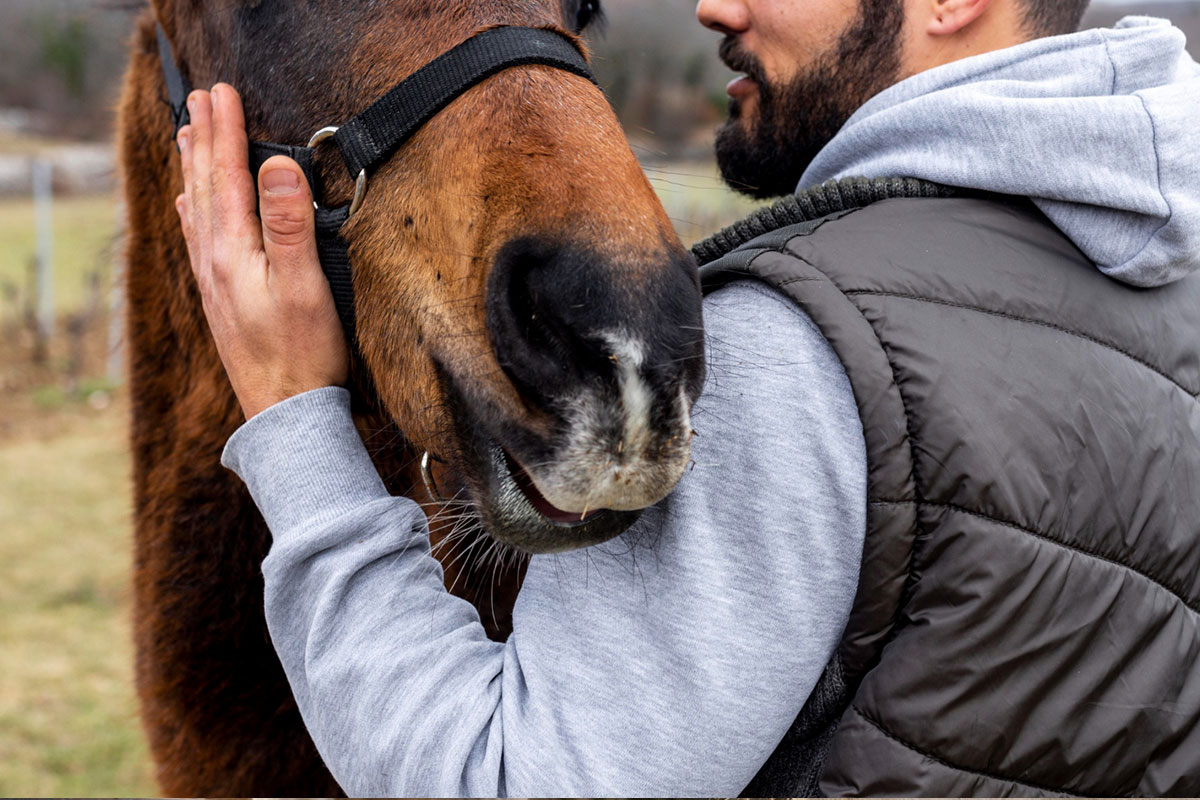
223, 280, 867, 797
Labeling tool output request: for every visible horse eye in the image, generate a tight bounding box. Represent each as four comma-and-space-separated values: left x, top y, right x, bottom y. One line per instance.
575, 0, 603, 33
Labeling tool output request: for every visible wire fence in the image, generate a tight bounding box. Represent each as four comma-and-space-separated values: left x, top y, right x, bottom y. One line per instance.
0, 157, 124, 412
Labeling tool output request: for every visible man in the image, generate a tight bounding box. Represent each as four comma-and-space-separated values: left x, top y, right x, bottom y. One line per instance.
175, 0, 1200, 794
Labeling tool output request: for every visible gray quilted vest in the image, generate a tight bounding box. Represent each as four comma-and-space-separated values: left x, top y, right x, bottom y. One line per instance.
695, 179, 1200, 797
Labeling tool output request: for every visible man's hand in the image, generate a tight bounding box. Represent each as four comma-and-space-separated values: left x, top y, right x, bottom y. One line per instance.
175, 83, 349, 420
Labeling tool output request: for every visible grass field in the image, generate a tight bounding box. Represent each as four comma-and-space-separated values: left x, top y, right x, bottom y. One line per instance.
0, 400, 156, 796
0, 158, 756, 796
0, 183, 153, 795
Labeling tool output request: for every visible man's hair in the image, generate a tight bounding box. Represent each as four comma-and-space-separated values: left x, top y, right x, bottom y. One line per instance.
1019, 0, 1091, 37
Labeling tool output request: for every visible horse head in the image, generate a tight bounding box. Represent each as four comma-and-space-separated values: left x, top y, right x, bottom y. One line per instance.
151, 0, 705, 554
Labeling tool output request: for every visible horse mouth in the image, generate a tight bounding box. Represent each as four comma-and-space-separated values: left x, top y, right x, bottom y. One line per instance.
502, 449, 598, 528
479, 440, 643, 554
428, 365, 663, 554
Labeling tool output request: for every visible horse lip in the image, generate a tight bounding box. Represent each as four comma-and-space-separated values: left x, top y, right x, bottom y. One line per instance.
489, 443, 604, 530
500, 448, 602, 527
478, 439, 640, 554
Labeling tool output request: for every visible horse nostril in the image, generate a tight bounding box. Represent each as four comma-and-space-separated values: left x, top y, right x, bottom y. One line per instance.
487, 238, 614, 406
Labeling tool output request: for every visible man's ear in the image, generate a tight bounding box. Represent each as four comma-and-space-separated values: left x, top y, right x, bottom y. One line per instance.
926, 0, 992, 36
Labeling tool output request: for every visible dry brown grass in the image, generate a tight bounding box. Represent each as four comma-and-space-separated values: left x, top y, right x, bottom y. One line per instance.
0, 183, 154, 795
0, 395, 156, 796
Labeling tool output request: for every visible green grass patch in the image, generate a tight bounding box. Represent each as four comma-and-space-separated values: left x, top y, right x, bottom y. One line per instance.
30, 384, 67, 409
30, 379, 117, 411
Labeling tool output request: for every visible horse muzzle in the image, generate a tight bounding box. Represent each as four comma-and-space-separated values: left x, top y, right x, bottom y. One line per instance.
454, 235, 705, 553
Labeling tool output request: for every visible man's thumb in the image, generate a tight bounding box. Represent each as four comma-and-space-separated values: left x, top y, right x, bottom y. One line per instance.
258, 155, 318, 264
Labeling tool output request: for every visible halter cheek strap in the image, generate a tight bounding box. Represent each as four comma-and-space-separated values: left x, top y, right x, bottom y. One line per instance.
156, 24, 597, 348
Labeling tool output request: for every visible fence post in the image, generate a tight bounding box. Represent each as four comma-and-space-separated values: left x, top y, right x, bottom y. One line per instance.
33, 158, 54, 343
107, 200, 126, 385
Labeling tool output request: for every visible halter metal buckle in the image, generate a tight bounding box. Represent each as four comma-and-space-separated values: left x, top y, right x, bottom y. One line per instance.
308, 126, 368, 217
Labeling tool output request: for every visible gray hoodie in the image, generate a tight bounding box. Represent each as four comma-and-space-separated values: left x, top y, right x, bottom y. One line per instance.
801, 16, 1200, 287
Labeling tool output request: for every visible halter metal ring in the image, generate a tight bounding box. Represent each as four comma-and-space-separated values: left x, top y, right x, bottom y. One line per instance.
307, 126, 368, 218
420, 451, 447, 503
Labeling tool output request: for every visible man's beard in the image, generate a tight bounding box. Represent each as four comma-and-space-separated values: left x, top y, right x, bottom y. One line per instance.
715, 0, 905, 199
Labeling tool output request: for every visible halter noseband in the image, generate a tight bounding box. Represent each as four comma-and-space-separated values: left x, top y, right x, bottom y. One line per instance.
156, 24, 597, 347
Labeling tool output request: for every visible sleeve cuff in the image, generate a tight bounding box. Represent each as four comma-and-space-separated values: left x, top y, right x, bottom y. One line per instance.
221, 386, 391, 536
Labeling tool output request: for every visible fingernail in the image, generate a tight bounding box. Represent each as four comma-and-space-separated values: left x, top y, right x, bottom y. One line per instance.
177, 132, 190, 152
263, 168, 300, 195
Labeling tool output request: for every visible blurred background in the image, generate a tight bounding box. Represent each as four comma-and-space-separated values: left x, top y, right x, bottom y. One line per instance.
0, 0, 1195, 794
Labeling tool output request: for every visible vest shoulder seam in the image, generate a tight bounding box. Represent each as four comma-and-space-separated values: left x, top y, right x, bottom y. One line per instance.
692, 177, 957, 266
849, 704, 1084, 797
743, 245, 926, 510
870, 499, 1200, 617
740, 243, 924, 724
760, 256, 929, 675
777, 275, 826, 288
845, 290, 1200, 399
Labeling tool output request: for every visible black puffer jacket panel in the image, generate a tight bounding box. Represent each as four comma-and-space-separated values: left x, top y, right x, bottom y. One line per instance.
699, 190, 1200, 796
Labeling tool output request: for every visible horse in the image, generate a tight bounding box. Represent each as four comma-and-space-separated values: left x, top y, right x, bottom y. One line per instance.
117, 0, 706, 794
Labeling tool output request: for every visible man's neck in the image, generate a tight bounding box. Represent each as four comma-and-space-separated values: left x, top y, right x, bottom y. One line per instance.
898, 1, 1030, 82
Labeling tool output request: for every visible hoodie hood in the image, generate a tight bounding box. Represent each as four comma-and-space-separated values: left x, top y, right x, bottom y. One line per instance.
799, 16, 1200, 288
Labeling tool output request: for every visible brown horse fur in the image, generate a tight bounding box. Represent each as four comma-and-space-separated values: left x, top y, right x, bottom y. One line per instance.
119, 0, 704, 794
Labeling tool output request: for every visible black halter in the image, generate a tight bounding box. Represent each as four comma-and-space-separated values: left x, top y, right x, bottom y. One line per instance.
156, 24, 596, 346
